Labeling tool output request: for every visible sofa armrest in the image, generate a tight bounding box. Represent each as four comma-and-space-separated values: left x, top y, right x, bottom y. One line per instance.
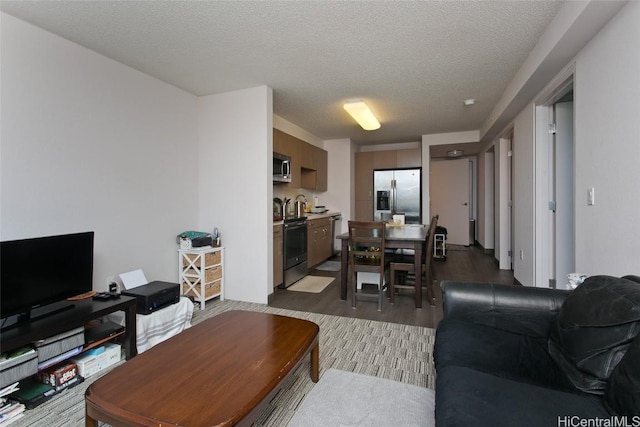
440, 281, 571, 338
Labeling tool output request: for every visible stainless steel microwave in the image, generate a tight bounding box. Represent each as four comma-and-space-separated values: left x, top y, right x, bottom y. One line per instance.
273, 152, 292, 183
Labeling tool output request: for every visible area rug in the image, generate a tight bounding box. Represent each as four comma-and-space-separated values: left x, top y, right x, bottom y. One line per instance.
10, 300, 435, 427
288, 368, 435, 427
314, 260, 341, 271
287, 275, 334, 293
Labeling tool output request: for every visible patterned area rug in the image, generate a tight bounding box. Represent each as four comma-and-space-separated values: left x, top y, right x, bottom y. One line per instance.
10, 299, 436, 427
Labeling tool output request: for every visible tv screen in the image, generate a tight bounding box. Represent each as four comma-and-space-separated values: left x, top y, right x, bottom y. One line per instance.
1, 231, 94, 320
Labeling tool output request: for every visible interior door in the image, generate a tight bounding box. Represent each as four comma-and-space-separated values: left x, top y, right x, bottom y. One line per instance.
553, 100, 575, 288
430, 159, 470, 245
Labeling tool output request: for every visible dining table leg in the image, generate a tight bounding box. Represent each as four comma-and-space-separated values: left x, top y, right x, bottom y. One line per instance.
414, 240, 423, 308
340, 238, 349, 300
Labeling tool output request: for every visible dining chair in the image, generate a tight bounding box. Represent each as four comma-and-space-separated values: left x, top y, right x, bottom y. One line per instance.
389, 215, 438, 306
347, 220, 387, 311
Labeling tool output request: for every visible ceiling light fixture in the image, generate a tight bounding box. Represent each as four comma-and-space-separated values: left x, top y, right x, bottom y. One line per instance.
463, 99, 476, 106
343, 100, 381, 131
447, 149, 464, 158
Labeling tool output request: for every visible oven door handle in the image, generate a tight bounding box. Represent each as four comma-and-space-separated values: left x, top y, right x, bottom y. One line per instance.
284, 223, 307, 230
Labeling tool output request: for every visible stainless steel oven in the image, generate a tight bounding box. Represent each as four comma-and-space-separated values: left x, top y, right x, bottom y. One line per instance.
283, 217, 307, 287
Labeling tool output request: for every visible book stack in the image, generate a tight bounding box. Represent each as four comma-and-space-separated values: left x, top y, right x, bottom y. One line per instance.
0, 383, 25, 425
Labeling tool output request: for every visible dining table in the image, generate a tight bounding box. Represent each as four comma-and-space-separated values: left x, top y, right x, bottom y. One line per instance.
336, 224, 432, 308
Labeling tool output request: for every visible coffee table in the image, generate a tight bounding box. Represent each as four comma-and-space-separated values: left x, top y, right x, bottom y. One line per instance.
85, 310, 319, 427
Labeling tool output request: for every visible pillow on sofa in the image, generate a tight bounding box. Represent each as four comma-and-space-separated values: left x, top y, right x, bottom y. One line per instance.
605, 333, 640, 415
548, 275, 640, 394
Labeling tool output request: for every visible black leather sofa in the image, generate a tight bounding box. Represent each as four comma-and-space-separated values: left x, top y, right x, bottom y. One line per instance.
433, 276, 640, 426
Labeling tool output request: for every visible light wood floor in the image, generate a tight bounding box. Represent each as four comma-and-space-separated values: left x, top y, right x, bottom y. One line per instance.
269, 244, 514, 329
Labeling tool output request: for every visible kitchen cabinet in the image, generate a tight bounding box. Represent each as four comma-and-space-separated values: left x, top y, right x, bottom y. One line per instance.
273, 225, 283, 288
373, 150, 397, 169
397, 148, 422, 167
178, 246, 224, 309
299, 140, 316, 169
314, 147, 328, 191
274, 128, 327, 191
307, 218, 332, 269
355, 152, 374, 221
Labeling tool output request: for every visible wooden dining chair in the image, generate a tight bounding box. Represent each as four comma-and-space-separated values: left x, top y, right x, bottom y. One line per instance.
348, 220, 387, 311
389, 215, 438, 306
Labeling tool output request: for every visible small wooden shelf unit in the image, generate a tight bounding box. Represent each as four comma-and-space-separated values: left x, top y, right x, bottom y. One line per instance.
178, 246, 224, 308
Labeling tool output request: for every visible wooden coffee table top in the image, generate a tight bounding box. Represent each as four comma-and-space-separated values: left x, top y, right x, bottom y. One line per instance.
85, 310, 319, 427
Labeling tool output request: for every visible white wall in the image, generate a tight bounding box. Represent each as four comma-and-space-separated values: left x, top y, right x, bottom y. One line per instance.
324, 139, 351, 246
198, 86, 272, 303
512, 103, 536, 286
490, 1, 640, 286
0, 13, 199, 290
573, 1, 640, 276
477, 151, 494, 250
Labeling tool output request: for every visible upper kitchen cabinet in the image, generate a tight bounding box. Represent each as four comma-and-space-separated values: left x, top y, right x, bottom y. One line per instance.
301, 145, 327, 191
369, 148, 422, 170
314, 147, 327, 192
396, 148, 422, 168
274, 129, 327, 191
373, 150, 397, 169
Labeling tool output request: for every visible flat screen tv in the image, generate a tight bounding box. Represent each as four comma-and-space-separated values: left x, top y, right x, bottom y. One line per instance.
1, 231, 94, 324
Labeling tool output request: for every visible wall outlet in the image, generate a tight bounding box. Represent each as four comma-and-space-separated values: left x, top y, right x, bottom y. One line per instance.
105, 275, 115, 286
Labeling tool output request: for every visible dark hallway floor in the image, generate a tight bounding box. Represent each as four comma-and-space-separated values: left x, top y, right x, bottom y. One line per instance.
269, 244, 514, 329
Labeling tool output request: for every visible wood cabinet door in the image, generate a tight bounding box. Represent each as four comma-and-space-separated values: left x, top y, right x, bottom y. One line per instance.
355, 152, 373, 201
396, 148, 422, 168
354, 200, 373, 221
307, 221, 319, 268
315, 147, 328, 191
320, 225, 332, 261
299, 141, 315, 169
373, 150, 397, 169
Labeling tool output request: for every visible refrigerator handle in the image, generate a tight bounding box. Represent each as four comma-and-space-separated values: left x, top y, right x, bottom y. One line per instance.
391, 179, 396, 214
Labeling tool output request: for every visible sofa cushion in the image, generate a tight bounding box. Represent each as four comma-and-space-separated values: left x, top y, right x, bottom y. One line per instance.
604, 333, 640, 415
435, 318, 575, 392
435, 366, 610, 427
549, 275, 640, 394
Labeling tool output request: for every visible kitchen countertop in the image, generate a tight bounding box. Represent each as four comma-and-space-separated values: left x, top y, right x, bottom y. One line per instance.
273, 211, 341, 226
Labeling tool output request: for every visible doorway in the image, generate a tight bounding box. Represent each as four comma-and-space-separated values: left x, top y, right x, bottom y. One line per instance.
430, 158, 470, 246
535, 79, 575, 289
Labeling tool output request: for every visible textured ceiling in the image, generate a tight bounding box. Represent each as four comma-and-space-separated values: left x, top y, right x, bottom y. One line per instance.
1, 1, 564, 151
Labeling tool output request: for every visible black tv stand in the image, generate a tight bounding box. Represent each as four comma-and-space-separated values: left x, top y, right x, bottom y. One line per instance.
5, 301, 76, 330
0, 296, 137, 360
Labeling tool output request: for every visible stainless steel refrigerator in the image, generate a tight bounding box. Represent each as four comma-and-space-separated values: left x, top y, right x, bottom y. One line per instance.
373, 169, 421, 224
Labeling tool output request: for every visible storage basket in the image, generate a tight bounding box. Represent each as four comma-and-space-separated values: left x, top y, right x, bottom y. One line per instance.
34, 326, 84, 363
0, 349, 38, 388
205, 265, 222, 283
182, 251, 221, 267
181, 280, 221, 299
